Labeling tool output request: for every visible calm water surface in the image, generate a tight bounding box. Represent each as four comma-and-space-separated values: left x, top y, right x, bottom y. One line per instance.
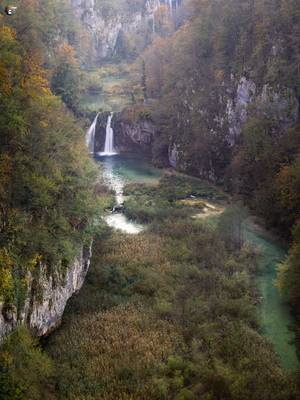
245, 225, 299, 371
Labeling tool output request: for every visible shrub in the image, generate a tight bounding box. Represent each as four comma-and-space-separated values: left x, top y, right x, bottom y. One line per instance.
0, 328, 53, 400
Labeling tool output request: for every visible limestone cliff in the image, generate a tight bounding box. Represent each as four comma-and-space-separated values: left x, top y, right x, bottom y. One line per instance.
0, 246, 91, 342
226, 76, 298, 145
70, 0, 151, 62
168, 74, 299, 172
113, 111, 156, 153
69, 0, 181, 62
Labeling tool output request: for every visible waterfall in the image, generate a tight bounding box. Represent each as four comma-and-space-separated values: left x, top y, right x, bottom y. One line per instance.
101, 112, 117, 156
86, 113, 99, 154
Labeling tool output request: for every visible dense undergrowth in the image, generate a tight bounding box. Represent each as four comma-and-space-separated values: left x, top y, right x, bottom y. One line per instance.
123, 175, 228, 224
43, 177, 298, 400
138, 0, 300, 318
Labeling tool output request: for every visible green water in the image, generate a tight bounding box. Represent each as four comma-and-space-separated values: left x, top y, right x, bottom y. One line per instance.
95, 154, 163, 186
80, 75, 132, 112
245, 224, 299, 371
95, 154, 162, 233
80, 92, 131, 112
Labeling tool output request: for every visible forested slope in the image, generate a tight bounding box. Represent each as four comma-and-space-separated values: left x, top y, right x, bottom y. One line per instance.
140, 0, 300, 318
0, 0, 99, 338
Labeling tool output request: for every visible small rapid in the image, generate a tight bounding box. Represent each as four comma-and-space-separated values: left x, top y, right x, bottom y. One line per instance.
96, 155, 162, 234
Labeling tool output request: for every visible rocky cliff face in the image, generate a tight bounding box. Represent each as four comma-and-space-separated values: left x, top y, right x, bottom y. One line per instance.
113, 112, 156, 153
226, 76, 298, 145
69, 0, 182, 62
69, 0, 158, 62
0, 246, 91, 342
169, 75, 299, 172
168, 143, 179, 168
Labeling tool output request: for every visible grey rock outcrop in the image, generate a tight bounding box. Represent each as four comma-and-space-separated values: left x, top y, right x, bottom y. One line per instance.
69, 0, 158, 61
0, 246, 91, 342
226, 76, 298, 145
69, 0, 183, 62
168, 73, 298, 178
113, 112, 156, 153
115, 119, 155, 152
168, 143, 179, 168
227, 76, 256, 145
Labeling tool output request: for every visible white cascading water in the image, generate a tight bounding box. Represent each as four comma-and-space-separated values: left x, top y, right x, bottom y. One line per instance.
100, 112, 117, 156
86, 113, 99, 154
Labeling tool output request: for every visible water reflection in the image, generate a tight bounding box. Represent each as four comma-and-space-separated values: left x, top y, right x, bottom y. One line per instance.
105, 214, 143, 234
97, 155, 162, 234
101, 157, 125, 205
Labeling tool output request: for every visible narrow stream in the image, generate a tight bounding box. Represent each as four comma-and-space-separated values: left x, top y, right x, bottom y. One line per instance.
96, 154, 162, 234
245, 224, 299, 371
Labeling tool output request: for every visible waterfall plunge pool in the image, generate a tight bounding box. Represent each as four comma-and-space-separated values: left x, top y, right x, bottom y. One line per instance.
87, 113, 155, 234
95, 154, 162, 234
